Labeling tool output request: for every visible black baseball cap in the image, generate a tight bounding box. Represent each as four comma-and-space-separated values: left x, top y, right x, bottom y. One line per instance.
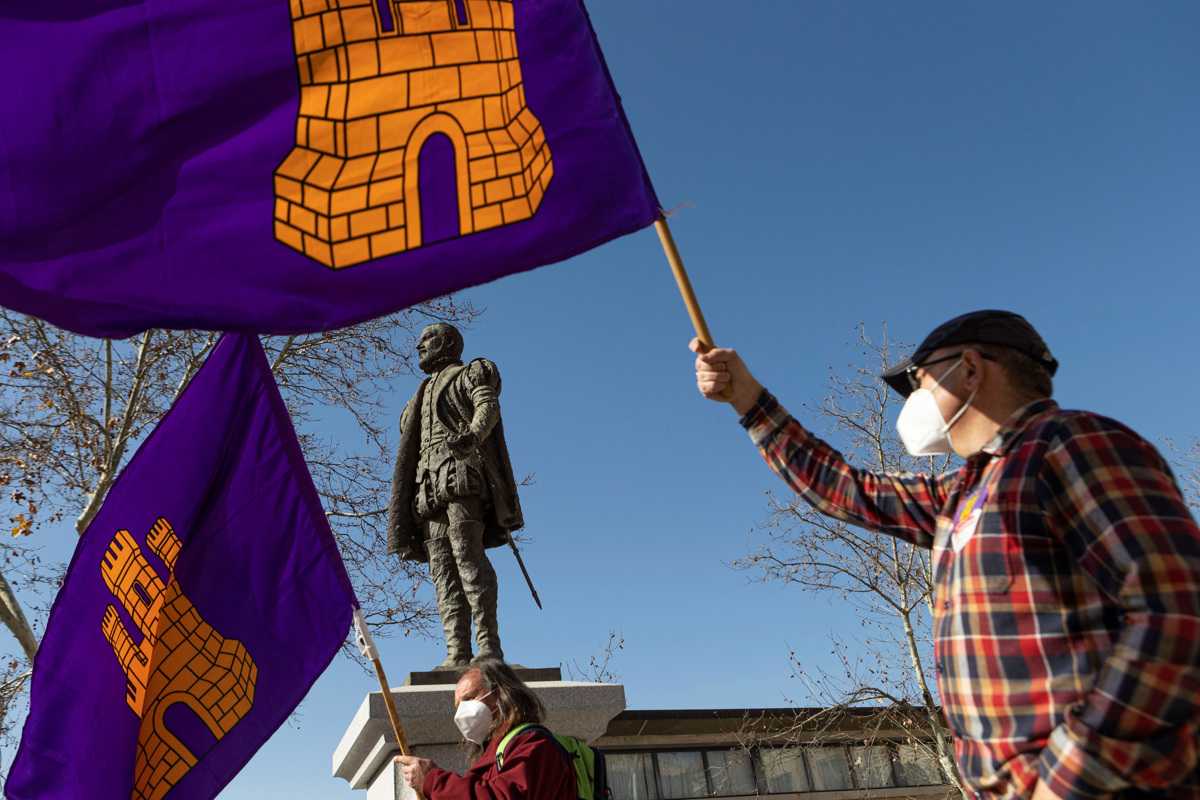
881, 310, 1058, 397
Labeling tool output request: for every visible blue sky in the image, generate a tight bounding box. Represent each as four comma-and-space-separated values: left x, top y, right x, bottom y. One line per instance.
14, 1, 1200, 797
221, 3, 1200, 796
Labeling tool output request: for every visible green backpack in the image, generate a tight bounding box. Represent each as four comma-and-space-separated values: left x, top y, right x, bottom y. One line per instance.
495, 723, 610, 800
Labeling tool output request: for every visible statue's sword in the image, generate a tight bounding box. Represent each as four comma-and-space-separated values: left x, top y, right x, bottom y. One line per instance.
506, 532, 543, 610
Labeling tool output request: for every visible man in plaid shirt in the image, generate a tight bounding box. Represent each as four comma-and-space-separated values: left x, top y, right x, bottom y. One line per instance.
692, 310, 1200, 800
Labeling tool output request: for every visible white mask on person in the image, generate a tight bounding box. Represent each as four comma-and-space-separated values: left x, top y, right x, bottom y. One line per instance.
896, 358, 977, 456
453, 692, 495, 744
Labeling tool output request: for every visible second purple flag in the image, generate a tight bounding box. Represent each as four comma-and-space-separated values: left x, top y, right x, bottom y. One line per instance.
6, 334, 358, 799
0, 0, 660, 338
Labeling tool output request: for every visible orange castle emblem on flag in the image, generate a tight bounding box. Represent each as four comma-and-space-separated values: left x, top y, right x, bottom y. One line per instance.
100, 518, 258, 800
273, 0, 555, 269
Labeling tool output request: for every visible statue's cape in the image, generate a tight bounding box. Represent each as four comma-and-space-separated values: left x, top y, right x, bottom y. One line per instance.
387, 363, 524, 562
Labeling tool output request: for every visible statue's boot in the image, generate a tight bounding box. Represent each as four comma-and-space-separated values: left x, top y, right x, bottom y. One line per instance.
448, 521, 504, 663
435, 651, 471, 671
471, 584, 503, 663
428, 534, 473, 669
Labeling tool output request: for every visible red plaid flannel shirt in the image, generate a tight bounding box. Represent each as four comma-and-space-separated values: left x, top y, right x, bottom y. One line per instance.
741, 392, 1200, 799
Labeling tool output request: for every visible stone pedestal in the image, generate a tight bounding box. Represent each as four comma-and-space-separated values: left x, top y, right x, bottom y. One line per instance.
332, 667, 625, 800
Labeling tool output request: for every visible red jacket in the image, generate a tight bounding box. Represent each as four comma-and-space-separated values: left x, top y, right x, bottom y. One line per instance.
423, 727, 576, 800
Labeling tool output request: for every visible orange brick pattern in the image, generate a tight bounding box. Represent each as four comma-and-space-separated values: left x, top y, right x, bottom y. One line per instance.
100, 518, 258, 800
273, 0, 554, 268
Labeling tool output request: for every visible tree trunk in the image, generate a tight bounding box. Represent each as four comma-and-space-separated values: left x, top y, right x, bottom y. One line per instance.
899, 606, 965, 797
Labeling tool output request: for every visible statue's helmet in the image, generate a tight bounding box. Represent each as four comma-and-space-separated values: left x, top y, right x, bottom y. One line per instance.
417, 323, 464, 373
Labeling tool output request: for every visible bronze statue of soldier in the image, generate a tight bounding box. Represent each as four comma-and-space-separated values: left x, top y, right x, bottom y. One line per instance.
387, 323, 523, 668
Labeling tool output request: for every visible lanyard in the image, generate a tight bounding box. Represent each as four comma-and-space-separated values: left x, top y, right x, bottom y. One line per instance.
950, 457, 999, 552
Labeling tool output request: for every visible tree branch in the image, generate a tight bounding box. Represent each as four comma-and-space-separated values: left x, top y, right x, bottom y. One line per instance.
75, 330, 155, 534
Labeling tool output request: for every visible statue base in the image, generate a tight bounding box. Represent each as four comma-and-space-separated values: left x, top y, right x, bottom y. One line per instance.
405, 665, 564, 687
332, 668, 626, 800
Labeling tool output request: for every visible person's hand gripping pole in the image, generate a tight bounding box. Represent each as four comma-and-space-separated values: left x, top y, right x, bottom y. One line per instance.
354, 608, 426, 800
690, 340, 764, 416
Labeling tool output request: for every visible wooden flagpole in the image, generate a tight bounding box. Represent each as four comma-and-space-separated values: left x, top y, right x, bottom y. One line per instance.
655, 214, 736, 401
353, 609, 425, 800
654, 216, 715, 350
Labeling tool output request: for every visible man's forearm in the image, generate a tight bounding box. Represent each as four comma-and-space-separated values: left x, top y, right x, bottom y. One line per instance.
740, 390, 944, 547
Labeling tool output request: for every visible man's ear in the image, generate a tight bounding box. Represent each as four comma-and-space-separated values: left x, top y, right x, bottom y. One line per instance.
961, 348, 985, 392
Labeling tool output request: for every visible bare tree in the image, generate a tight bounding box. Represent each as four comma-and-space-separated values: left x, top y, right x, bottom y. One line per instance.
734, 325, 963, 796
0, 299, 477, 740
562, 630, 624, 684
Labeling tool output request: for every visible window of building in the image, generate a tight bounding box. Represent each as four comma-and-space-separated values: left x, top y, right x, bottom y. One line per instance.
803, 746, 853, 792
608, 739, 946, 800
657, 751, 708, 799
756, 747, 810, 794
894, 744, 943, 787
705, 749, 757, 796
609, 753, 658, 800
849, 745, 895, 789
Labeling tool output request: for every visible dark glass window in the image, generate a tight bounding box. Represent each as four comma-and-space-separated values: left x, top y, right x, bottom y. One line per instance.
657, 751, 707, 799
705, 749, 756, 796
804, 746, 853, 792
609, 740, 946, 799
453, 0, 469, 26
756, 747, 809, 794
849, 745, 895, 789
894, 744, 943, 787
609, 753, 658, 800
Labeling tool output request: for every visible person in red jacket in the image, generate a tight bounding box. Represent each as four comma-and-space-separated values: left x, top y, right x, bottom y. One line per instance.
397, 660, 576, 800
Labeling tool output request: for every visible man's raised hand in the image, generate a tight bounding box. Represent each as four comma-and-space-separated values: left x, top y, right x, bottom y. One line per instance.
689, 338, 763, 415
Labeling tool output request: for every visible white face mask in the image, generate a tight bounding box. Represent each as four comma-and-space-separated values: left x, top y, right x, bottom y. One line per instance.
453, 693, 494, 744
896, 358, 977, 456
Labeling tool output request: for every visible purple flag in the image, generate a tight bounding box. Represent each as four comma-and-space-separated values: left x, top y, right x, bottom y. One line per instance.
6, 334, 357, 799
0, 0, 660, 338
